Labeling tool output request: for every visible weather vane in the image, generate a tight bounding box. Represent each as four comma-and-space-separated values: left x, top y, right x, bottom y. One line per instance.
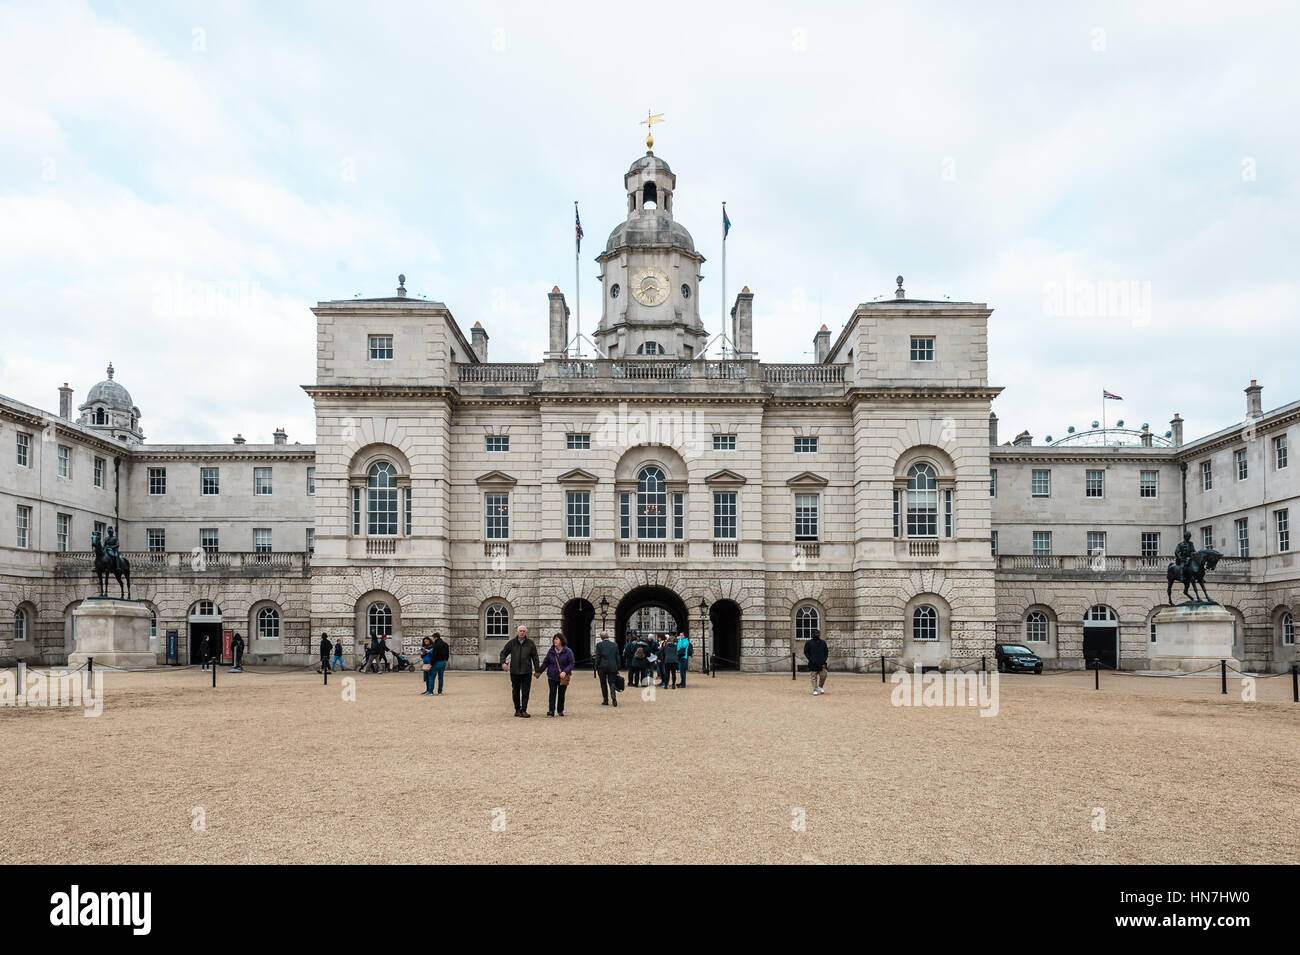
640, 109, 665, 150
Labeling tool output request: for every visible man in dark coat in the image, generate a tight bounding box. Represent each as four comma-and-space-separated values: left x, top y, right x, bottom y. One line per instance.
429, 632, 450, 694
594, 630, 621, 707
803, 628, 829, 695
499, 625, 540, 717
318, 632, 332, 673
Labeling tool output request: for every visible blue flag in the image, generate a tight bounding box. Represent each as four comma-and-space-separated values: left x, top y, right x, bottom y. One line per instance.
723, 206, 731, 239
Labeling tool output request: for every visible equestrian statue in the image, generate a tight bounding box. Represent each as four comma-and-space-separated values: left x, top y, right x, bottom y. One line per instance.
1166, 530, 1222, 604
91, 527, 132, 599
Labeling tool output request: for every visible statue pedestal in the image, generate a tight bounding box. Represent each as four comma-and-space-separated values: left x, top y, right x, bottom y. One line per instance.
68, 599, 157, 669
1150, 604, 1236, 671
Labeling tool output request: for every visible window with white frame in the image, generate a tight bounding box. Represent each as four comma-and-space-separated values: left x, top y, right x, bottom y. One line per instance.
794, 436, 818, 454
485, 603, 509, 639
1276, 508, 1290, 553
1282, 612, 1294, 647
1031, 469, 1050, 497
148, 467, 166, 495
367, 602, 393, 639
257, 607, 280, 640
912, 605, 938, 641
485, 493, 509, 539
195, 600, 218, 617
1032, 530, 1052, 556
57, 445, 71, 478
1201, 460, 1213, 491
369, 335, 393, 360
794, 493, 819, 541
566, 491, 590, 539
567, 433, 590, 451
200, 528, 219, 553
636, 466, 668, 539
618, 493, 630, 540
1150, 617, 1157, 644
712, 434, 736, 451
892, 489, 900, 538
713, 492, 737, 539
94, 520, 106, 541
1087, 530, 1107, 557
14, 608, 28, 642
1235, 518, 1249, 557
306, 528, 315, 553
16, 432, 30, 467
906, 463, 938, 537
989, 469, 997, 498
1140, 470, 1159, 498
147, 528, 166, 553
1085, 469, 1104, 498
1235, 448, 1248, 481
1025, 611, 1049, 643
990, 530, 998, 556
673, 493, 684, 540
253, 528, 272, 553
56, 513, 70, 552
795, 605, 819, 642
909, 336, 935, 361
636, 341, 664, 355
306, 467, 316, 495
16, 505, 31, 548
1141, 532, 1161, 558
352, 487, 361, 535
1201, 525, 1214, 550
485, 435, 509, 453
94, 457, 104, 488
254, 467, 273, 495
367, 462, 398, 535
201, 467, 219, 495
1274, 434, 1289, 470
404, 487, 412, 536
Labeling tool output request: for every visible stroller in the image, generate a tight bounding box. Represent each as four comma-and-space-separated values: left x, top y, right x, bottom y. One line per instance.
389, 651, 416, 673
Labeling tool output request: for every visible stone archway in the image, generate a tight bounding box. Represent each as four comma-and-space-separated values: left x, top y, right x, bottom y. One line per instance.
709, 599, 742, 669
615, 586, 690, 651
561, 598, 595, 663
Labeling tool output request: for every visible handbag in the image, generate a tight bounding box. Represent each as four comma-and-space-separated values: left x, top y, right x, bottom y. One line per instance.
559, 668, 571, 686
422, 663, 432, 672
615, 675, 626, 692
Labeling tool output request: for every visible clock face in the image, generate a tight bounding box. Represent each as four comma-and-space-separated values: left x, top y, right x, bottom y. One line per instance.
630, 268, 670, 306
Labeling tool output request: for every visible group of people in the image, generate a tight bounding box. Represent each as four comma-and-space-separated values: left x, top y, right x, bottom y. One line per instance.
198, 632, 244, 670
623, 631, 692, 689
317, 633, 415, 674
417, 634, 451, 695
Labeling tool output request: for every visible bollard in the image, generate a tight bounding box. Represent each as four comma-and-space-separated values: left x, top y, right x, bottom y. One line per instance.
1292, 664, 1298, 703
1094, 663, 1099, 691
16, 663, 22, 698
791, 651, 796, 681
1220, 659, 1227, 695
323, 665, 328, 687
212, 662, 216, 689
881, 654, 886, 683
982, 655, 987, 674
87, 656, 94, 691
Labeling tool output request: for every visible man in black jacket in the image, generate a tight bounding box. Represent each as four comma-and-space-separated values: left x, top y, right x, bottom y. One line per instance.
593, 630, 621, 707
499, 625, 540, 717
429, 632, 450, 695
318, 633, 332, 673
803, 628, 829, 695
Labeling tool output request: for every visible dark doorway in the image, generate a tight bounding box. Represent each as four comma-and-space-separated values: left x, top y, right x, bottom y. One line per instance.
562, 599, 595, 664
615, 586, 689, 653
709, 600, 742, 669
1083, 627, 1118, 669
189, 621, 222, 665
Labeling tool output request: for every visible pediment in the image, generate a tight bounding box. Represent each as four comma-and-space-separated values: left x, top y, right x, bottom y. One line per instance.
785, 471, 829, 489
556, 467, 600, 485
704, 468, 748, 486
475, 470, 517, 488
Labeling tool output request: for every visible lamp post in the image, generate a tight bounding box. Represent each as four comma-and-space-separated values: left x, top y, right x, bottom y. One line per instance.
599, 595, 609, 631
698, 598, 709, 672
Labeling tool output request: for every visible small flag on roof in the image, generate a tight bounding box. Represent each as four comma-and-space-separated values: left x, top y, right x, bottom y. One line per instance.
574, 202, 583, 251
723, 204, 731, 239
1103, 390, 1123, 400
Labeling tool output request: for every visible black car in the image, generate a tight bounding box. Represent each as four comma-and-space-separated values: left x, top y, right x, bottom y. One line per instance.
994, 643, 1043, 674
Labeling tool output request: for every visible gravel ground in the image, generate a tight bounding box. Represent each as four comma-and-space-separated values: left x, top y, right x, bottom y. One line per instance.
2, 665, 1297, 864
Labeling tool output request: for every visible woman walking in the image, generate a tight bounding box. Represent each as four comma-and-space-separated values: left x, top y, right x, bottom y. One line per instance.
537, 633, 575, 716
419, 636, 436, 696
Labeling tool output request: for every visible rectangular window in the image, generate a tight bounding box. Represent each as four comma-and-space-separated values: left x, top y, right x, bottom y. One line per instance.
201, 467, 220, 496
673, 493, 684, 540
943, 489, 953, 538
254, 467, 273, 495
1201, 525, 1213, 550
566, 433, 591, 451
404, 486, 412, 536
909, 336, 935, 361
713, 492, 737, 539
15, 506, 30, 549
1085, 469, 1104, 498
147, 528, 166, 553
16, 432, 30, 467
94, 520, 106, 541
619, 492, 630, 540
56, 513, 71, 552
1201, 460, 1213, 491
1140, 470, 1159, 498
148, 467, 167, 495
1140, 532, 1160, 558
989, 469, 996, 498
253, 528, 272, 553
990, 530, 998, 556
1235, 448, 1248, 481
1277, 508, 1290, 553
1274, 434, 1288, 470
200, 528, 219, 554
485, 435, 509, 453
794, 436, 818, 454
566, 491, 590, 539
368, 335, 393, 360
306, 467, 316, 495
712, 434, 736, 451
306, 528, 315, 554
1087, 530, 1107, 557
1031, 469, 1050, 497
94, 457, 104, 488
1236, 518, 1249, 557
351, 487, 361, 536
794, 493, 819, 541
57, 445, 71, 478
485, 493, 509, 540
1032, 530, 1052, 556
892, 489, 900, 539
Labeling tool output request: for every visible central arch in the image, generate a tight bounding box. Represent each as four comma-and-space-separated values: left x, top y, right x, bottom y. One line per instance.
615, 586, 689, 652
562, 598, 595, 664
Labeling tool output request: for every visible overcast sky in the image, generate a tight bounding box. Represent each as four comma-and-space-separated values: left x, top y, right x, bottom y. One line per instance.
1, 0, 1296, 446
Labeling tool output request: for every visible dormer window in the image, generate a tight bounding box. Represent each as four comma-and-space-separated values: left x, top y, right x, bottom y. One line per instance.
642, 181, 658, 210
636, 342, 664, 356
95, 408, 106, 425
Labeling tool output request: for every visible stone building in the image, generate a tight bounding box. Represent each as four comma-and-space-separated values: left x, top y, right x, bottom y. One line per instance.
2, 148, 1295, 671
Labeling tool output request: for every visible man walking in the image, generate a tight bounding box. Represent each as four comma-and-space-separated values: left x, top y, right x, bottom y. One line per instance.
331, 639, 345, 670
231, 631, 244, 669
803, 627, 829, 695
499, 624, 540, 717
430, 631, 450, 695
318, 632, 332, 673
594, 630, 621, 707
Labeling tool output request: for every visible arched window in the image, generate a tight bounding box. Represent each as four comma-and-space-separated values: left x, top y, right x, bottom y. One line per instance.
906, 464, 938, 538
14, 608, 28, 642
257, 607, 280, 640
194, 601, 219, 617
367, 462, 398, 536
794, 605, 820, 642
1084, 605, 1116, 624
485, 603, 510, 639
95, 408, 106, 425
642, 181, 657, 209
637, 466, 668, 539
636, 342, 664, 356
1283, 612, 1294, 647
367, 602, 392, 640
1025, 611, 1049, 643
912, 605, 938, 642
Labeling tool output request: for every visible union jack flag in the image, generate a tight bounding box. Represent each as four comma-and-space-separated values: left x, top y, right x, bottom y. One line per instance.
1103, 390, 1123, 400
574, 203, 583, 251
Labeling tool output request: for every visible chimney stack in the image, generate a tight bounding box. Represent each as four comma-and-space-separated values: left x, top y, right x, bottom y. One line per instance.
273, 428, 287, 445
1245, 379, 1262, 418
1012, 430, 1032, 447
233, 434, 246, 445
988, 412, 998, 446
731, 287, 753, 358
1169, 413, 1183, 447
813, 325, 830, 363
471, 322, 489, 362
396, 273, 407, 298
547, 287, 569, 359
1140, 424, 1153, 447
58, 383, 73, 420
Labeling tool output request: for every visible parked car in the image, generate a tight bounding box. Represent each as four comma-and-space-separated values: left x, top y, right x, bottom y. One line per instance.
994, 643, 1043, 674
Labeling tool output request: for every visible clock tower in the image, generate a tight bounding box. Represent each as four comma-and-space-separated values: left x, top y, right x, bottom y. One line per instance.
594, 149, 708, 359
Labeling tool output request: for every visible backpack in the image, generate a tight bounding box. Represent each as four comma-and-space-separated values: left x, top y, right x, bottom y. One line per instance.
634, 646, 645, 660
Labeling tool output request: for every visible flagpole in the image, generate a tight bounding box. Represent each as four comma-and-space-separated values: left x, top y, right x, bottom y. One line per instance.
574, 201, 581, 360
721, 201, 727, 360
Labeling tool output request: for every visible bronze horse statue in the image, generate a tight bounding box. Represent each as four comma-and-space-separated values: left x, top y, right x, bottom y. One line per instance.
1166, 547, 1221, 604
91, 532, 131, 599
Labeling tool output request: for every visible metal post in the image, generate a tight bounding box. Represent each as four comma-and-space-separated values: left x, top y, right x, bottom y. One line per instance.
212, 662, 216, 689
1094, 664, 1099, 690
791, 651, 796, 681
981, 655, 987, 673
1220, 659, 1227, 695
87, 656, 94, 691
1292, 664, 1298, 703
881, 654, 886, 683
16, 662, 23, 698
323, 665, 328, 686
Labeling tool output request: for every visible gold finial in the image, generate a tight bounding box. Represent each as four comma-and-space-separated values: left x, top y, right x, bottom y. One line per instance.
640, 109, 665, 150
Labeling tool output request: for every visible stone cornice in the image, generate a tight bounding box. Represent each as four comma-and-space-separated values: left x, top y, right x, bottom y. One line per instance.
131, 447, 316, 463
846, 386, 1003, 403
0, 402, 130, 456
990, 446, 1176, 466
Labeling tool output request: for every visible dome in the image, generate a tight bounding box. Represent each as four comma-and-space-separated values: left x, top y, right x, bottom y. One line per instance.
81, 363, 135, 413
626, 151, 673, 177
605, 212, 696, 254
